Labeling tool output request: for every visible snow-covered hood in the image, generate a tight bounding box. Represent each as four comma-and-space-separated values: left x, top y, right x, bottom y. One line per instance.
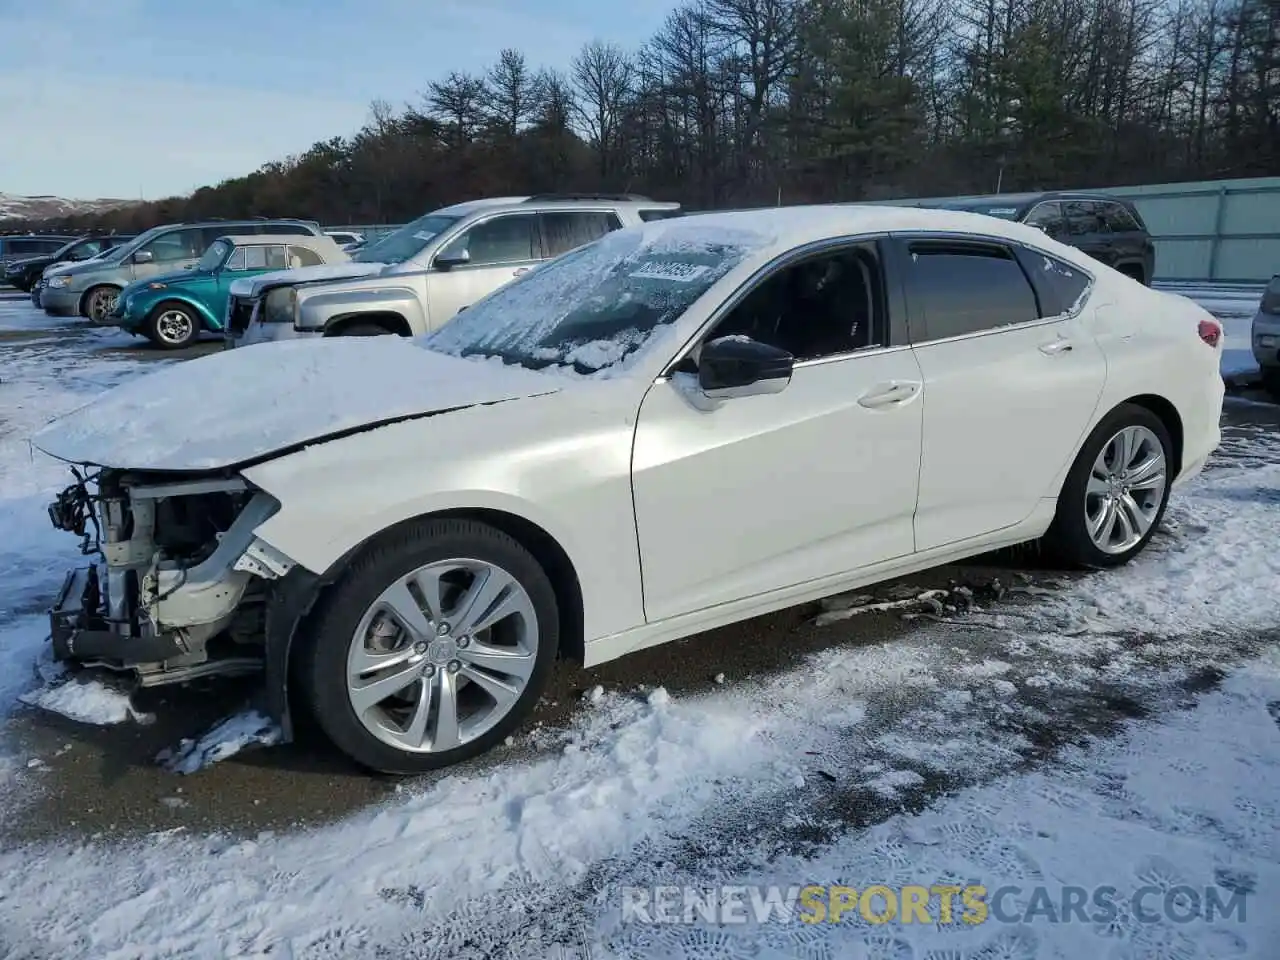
31, 337, 559, 472
228, 262, 386, 299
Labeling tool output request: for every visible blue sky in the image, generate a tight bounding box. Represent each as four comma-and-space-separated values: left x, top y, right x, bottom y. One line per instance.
0, 0, 679, 200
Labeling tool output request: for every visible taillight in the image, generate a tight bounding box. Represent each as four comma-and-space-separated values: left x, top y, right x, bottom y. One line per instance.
1198, 318, 1222, 348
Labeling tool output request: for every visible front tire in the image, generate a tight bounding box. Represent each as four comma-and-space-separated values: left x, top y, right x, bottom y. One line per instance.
83, 285, 121, 323
1041, 403, 1173, 569
297, 518, 559, 774
146, 302, 199, 349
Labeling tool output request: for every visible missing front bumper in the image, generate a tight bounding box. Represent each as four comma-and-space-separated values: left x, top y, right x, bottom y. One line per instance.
49, 563, 189, 665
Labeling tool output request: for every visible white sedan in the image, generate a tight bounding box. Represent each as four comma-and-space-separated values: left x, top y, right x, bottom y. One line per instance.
32, 205, 1225, 774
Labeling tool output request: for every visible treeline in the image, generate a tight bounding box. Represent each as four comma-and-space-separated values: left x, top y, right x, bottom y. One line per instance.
14, 0, 1280, 233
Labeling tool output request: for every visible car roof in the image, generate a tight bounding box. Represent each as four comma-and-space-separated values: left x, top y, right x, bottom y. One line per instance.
215, 233, 334, 247
629, 203, 1080, 261
433, 195, 682, 218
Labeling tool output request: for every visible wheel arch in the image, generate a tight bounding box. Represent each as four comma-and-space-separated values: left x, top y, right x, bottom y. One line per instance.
1119, 393, 1184, 478
324, 311, 413, 337
148, 296, 217, 332
263, 505, 586, 741
77, 282, 123, 317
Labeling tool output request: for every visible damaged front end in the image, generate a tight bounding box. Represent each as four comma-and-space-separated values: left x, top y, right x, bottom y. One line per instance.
47, 468, 297, 689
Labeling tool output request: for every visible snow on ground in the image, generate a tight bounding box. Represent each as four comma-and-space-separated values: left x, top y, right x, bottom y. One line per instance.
0, 297, 1278, 957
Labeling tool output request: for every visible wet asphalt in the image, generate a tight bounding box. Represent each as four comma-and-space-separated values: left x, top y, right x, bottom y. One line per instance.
1, 295, 1277, 844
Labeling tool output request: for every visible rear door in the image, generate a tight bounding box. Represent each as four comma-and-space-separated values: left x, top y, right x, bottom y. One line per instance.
890, 234, 1107, 550
1060, 200, 1117, 267
427, 213, 541, 328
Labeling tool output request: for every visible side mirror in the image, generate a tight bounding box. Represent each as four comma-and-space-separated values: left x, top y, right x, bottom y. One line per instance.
696, 335, 793, 400
433, 249, 470, 270
133, 250, 154, 264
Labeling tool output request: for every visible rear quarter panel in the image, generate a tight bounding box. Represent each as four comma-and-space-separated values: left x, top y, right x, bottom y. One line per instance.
1082, 276, 1223, 484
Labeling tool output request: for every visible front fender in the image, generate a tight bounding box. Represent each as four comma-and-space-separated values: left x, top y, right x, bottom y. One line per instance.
124, 290, 221, 331
296, 284, 427, 334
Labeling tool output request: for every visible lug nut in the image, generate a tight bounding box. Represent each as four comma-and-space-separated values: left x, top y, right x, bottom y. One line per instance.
447, 660, 461, 674
437, 622, 451, 636
457, 636, 470, 648
423, 665, 436, 678
413, 641, 428, 654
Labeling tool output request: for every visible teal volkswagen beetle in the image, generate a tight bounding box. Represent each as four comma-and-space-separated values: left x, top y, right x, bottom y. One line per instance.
107, 233, 348, 349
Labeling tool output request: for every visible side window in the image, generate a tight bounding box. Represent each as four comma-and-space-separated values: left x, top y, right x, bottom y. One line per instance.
539, 211, 622, 258
7, 240, 35, 255
37, 239, 67, 254
438, 215, 537, 266
1024, 202, 1065, 238
1102, 202, 1140, 233
906, 241, 1040, 341
259, 223, 309, 236
1061, 201, 1103, 236
639, 209, 682, 222
288, 245, 324, 267
1014, 246, 1092, 316
241, 246, 269, 270
142, 228, 204, 263
224, 247, 248, 271
707, 244, 886, 361
265, 245, 289, 269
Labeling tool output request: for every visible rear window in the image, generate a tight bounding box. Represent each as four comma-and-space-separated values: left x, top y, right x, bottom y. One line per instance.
639, 209, 683, 222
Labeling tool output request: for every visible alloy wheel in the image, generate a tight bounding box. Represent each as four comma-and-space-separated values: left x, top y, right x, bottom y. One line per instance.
345, 558, 539, 754
1084, 424, 1167, 554
155, 309, 194, 346
88, 288, 117, 322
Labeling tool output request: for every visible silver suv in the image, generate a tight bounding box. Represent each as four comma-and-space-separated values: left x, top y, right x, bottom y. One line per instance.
223, 194, 681, 347
41, 218, 323, 322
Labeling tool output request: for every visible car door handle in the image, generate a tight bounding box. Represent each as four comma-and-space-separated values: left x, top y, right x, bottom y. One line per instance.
513, 267, 530, 277
857, 381, 921, 408
1039, 338, 1074, 355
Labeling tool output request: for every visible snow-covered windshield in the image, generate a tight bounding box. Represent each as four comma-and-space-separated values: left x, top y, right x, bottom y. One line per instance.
422, 223, 770, 376
352, 213, 460, 264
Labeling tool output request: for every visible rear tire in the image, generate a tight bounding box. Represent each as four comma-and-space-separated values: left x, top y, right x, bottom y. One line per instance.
296, 518, 559, 774
1041, 403, 1173, 569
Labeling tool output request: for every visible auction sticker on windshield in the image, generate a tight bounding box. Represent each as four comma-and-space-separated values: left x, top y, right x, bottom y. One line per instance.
629, 262, 712, 283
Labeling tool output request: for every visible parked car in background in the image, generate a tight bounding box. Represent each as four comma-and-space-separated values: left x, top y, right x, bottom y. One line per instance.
106, 234, 348, 349
4, 234, 135, 291
917, 192, 1156, 285
224, 193, 681, 348
33, 243, 130, 308
33, 204, 1222, 774
0, 234, 76, 271
325, 230, 365, 250
41, 218, 324, 322
1252, 274, 1280, 398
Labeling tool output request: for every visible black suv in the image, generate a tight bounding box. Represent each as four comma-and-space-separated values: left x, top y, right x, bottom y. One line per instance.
3, 234, 135, 292
0, 234, 77, 271
921, 192, 1156, 285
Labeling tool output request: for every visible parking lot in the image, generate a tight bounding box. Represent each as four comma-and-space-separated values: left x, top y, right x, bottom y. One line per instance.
0, 288, 1278, 957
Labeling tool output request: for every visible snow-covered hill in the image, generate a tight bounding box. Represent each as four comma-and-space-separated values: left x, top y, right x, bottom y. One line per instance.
0, 191, 136, 222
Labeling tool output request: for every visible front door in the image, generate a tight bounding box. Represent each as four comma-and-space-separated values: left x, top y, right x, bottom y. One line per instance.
631, 240, 925, 622
427, 214, 542, 330
893, 236, 1108, 551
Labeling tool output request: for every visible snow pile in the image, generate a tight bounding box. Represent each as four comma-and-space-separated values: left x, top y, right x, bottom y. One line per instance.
158, 710, 283, 774
18, 677, 148, 726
